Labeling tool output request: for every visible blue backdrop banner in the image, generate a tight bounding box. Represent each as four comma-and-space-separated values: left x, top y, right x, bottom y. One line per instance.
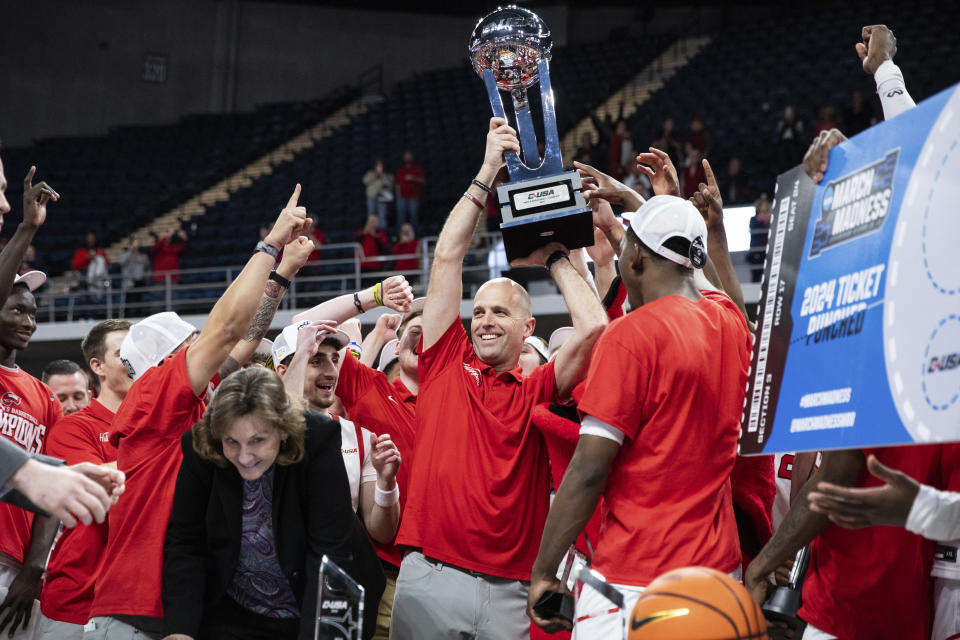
741, 83, 960, 455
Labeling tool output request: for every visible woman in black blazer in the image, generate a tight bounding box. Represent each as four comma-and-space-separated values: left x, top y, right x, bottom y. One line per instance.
161, 367, 384, 640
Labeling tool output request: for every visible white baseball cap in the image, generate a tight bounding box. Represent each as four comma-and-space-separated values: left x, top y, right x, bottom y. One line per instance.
272, 321, 350, 367
547, 327, 574, 359
14, 271, 46, 292
120, 312, 197, 380
626, 195, 708, 269
377, 338, 399, 371
524, 336, 549, 363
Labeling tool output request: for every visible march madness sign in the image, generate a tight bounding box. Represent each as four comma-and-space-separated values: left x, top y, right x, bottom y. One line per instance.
741, 82, 960, 455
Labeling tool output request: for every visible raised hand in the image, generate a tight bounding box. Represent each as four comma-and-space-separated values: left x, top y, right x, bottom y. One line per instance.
636, 147, 681, 197
265, 185, 311, 249
857, 25, 897, 75
22, 166, 59, 229
574, 161, 644, 212
585, 226, 616, 266
803, 129, 847, 184
807, 454, 919, 529
379, 275, 413, 312
373, 313, 402, 340
370, 432, 401, 485
278, 235, 314, 275
690, 158, 724, 230
482, 117, 522, 172
510, 241, 568, 269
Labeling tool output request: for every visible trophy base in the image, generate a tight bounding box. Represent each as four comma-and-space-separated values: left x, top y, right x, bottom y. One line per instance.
762, 586, 805, 630
500, 208, 594, 263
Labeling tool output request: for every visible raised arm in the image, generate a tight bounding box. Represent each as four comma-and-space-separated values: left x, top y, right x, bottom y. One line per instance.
218, 237, 314, 380
690, 159, 753, 329
359, 314, 400, 368
186, 185, 309, 395
858, 25, 915, 120
422, 118, 520, 349
512, 243, 608, 399
0, 168, 57, 301
292, 275, 412, 325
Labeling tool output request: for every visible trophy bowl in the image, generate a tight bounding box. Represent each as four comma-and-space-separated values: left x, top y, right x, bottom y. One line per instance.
468, 6, 552, 93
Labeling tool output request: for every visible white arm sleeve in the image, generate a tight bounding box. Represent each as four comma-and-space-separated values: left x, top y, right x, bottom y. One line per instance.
874, 60, 916, 121
905, 484, 960, 541
580, 415, 625, 445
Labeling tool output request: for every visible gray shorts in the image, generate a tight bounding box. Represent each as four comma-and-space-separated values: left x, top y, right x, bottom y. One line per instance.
389, 551, 529, 640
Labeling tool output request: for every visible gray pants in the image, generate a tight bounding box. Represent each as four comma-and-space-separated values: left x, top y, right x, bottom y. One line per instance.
83, 618, 161, 640
390, 551, 529, 640
34, 611, 84, 640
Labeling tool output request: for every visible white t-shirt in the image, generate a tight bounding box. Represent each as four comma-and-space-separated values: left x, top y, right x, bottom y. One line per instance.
338, 417, 377, 512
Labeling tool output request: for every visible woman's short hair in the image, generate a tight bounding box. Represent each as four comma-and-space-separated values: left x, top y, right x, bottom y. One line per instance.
192, 367, 307, 467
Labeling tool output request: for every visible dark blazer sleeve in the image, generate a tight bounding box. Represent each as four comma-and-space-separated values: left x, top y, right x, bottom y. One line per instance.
162, 431, 213, 638
299, 411, 385, 640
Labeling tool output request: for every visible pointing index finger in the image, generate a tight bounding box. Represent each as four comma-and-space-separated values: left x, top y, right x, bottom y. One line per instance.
701, 159, 718, 188
286, 184, 302, 209
23, 166, 36, 190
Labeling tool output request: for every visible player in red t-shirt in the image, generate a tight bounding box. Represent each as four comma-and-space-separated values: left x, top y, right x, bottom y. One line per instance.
0, 164, 64, 640
528, 162, 756, 638
394, 151, 425, 232
389, 118, 608, 640
35, 319, 131, 638
87, 187, 313, 637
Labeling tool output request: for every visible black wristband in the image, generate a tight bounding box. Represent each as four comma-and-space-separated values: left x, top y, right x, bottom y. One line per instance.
545, 250, 569, 271
268, 271, 291, 289
471, 179, 492, 194
353, 291, 365, 314
255, 240, 280, 258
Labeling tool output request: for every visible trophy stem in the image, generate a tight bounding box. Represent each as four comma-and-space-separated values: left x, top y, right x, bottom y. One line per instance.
511, 88, 543, 170
482, 68, 529, 179
536, 58, 563, 175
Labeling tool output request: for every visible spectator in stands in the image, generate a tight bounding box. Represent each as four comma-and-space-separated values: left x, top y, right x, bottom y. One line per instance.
71, 232, 109, 294
687, 115, 709, 153
118, 238, 150, 311
774, 104, 806, 168
150, 228, 188, 284
679, 142, 706, 199
650, 118, 683, 166
356, 214, 388, 274
748, 195, 772, 282
163, 367, 384, 640
363, 159, 393, 231
621, 162, 652, 201
395, 151, 425, 232
607, 120, 633, 179
573, 132, 595, 165
813, 105, 839, 136
723, 156, 752, 205
844, 89, 875, 135
391, 223, 419, 274
41, 360, 91, 417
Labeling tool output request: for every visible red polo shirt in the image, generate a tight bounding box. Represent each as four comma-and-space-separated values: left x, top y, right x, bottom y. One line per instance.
396, 318, 557, 580
577, 291, 752, 586
41, 399, 117, 624
799, 444, 941, 640
336, 354, 417, 567
91, 348, 206, 619
0, 366, 62, 563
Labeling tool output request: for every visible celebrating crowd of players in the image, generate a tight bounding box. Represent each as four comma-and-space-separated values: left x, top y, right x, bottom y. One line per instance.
0, 23, 955, 640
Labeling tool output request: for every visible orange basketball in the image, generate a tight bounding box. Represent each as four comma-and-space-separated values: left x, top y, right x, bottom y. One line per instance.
628, 567, 767, 640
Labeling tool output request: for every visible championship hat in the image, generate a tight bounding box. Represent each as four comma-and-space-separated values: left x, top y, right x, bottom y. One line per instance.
547, 326, 574, 359
271, 321, 350, 367
377, 338, 399, 371
626, 195, 708, 269
524, 336, 549, 363
13, 270, 46, 292
120, 312, 197, 380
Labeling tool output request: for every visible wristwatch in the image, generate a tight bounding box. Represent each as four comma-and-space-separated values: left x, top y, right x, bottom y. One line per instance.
255, 241, 280, 258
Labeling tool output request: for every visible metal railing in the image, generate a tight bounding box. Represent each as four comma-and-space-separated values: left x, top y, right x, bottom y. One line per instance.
36, 228, 770, 323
